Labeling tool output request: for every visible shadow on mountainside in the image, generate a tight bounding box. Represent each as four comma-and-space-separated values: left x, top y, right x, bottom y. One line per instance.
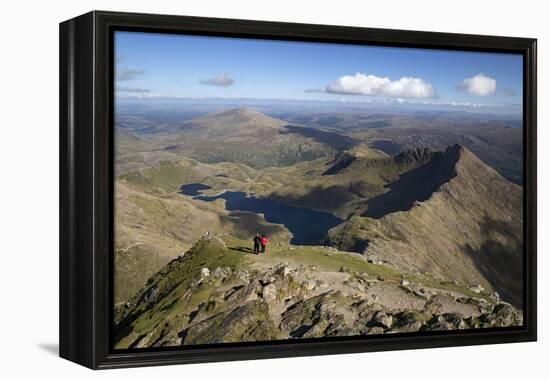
362, 146, 460, 219
229, 246, 253, 254
281, 125, 360, 150
462, 215, 523, 308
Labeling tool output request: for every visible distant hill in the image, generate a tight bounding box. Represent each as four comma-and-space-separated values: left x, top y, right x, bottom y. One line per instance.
179, 108, 285, 139
156, 108, 337, 168
327, 145, 523, 307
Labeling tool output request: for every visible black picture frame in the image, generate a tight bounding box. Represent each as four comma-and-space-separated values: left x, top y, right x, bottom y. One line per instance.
59, 10, 537, 369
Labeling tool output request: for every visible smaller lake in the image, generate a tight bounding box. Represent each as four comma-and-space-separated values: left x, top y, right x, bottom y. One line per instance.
179, 183, 213, 196
179, 185, 343, 245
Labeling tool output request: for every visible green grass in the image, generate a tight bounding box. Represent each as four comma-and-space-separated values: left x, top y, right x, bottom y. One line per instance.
114, 237, 246, 348
268, 246, 400, 280
122, 160, 199, 193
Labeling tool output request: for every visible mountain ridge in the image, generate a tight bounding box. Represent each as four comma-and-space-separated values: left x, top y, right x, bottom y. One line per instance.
327, 144, 523, 307
113, 234, 522, 348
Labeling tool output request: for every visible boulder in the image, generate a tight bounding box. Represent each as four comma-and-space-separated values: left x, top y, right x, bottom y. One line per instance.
200, 267, 210, 279
276, 265, 291, 278
468, 284, 485, 294
493, 304, 523, 326
303, 279, 317, 291
372, 311, 393, 328
262, 283, 278, 303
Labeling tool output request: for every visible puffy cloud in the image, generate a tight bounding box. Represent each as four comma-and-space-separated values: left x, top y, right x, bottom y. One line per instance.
117, 68, 144, 81
457, 73, 497, 96
324, 73, 437, 98
199, 73, 235, 87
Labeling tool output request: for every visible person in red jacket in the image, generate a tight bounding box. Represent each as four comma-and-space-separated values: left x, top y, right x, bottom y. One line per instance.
252, 233, 262, 255
260, 235, 268, 253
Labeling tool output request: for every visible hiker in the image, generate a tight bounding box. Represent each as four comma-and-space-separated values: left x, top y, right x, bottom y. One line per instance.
260, 235, 268, 253
253, 233, 262, 255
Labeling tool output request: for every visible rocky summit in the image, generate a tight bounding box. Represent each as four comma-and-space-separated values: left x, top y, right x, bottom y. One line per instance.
114, 235, 522, 348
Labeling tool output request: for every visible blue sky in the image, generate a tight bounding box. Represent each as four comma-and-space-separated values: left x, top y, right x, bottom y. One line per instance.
115, 31, 523, 110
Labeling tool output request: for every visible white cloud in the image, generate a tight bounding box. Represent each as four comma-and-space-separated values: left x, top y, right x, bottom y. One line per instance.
458, 73, 497, 96
324, 73, 437, 98
199, 73, 235, 87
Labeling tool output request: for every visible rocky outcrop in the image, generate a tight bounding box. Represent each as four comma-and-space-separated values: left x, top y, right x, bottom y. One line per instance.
114, 237, 523, 349
393, 147, 436, 168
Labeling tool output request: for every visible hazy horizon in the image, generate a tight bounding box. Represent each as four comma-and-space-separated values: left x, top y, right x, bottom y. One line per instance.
115, 31, 523, 115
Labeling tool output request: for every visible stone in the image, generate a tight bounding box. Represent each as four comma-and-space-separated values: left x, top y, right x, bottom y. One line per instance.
400, 279, 410, 286
493, 304, 523, 326
200, 267, 210, 279
212, 267, 225, 278
262, 283, 277, 302
261, 274, 276, 285
276, 265, 291, 278
144, 286, 158, 304
468, 284, 485, 294
366, 326, 385, 335
373, 311, 393, 328
236, 270, 250, 282
303, 279, 317, 291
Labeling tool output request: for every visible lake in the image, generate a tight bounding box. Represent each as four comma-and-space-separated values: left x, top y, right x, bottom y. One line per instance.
179, 183, 213, 196
179, 184, 342, 245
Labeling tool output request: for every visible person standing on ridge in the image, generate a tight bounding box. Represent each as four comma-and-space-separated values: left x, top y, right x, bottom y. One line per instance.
253, 233, 262, 255
260, 234, 268, 254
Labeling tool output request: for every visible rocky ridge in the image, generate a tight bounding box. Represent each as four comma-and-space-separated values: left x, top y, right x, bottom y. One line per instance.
114, 235, 522, 348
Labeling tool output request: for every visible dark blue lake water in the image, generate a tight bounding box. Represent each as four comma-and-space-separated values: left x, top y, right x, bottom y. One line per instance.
179, 184, 343, 245
179, 183, 213, 196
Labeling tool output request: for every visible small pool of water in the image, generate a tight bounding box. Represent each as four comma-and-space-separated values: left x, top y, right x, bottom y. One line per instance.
179, 183, 213, 196
180, 184, 343, 245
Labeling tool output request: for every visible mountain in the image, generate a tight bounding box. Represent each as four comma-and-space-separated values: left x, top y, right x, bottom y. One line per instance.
365, 124, 523, 184
179, 108, 285, 139
392, 147, 436, 168
113, 234, 522, 349
157, 108, 337, 168
268, 145, 437, 218
327, 145, 523, 307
